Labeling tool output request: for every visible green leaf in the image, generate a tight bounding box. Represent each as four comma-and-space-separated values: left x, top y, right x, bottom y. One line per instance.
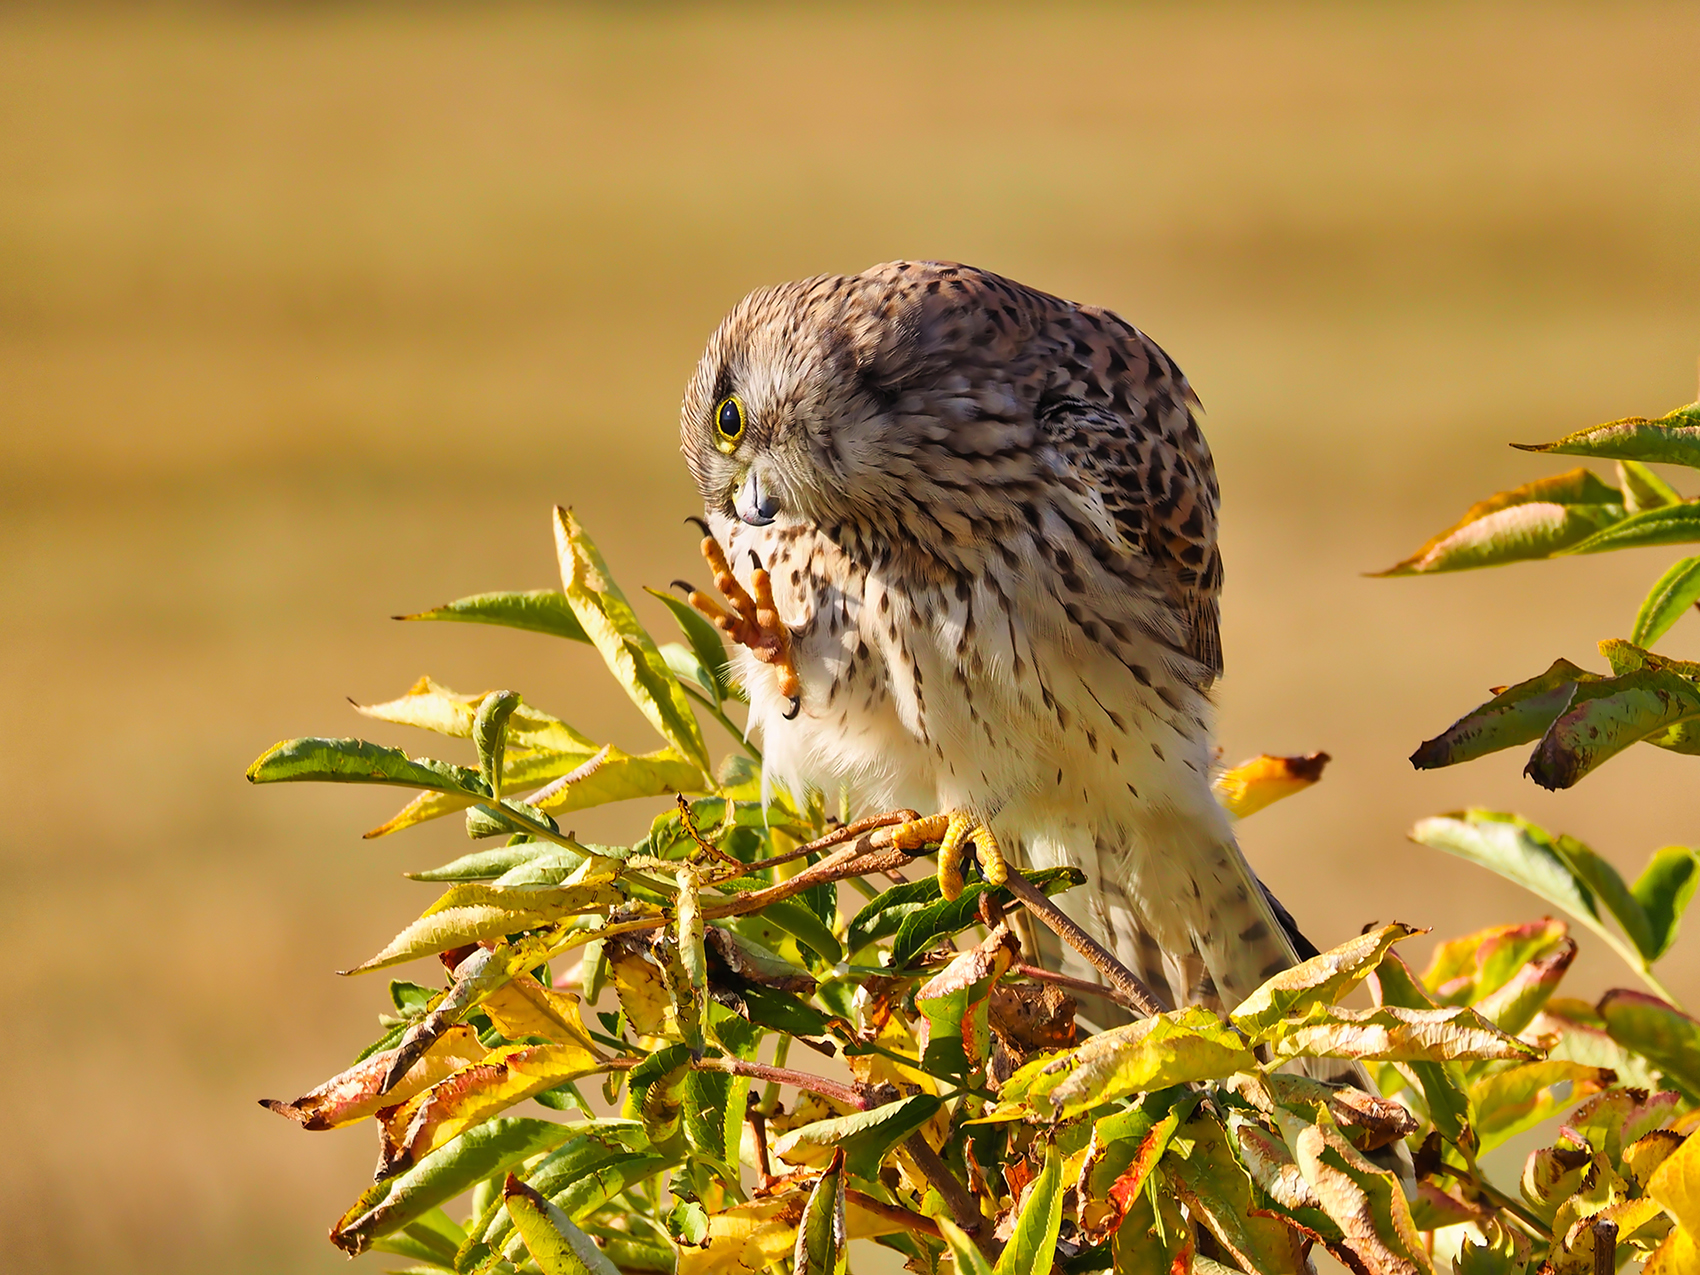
845, 875, 951, 954
1422, 918, 1572, 1004
887, 867, 1084, 969
1372, 468, 1624, 575
758, 899, 844, 967
935, 1218, 993, 1275
992, 1145, 1063, 1275
659, 642, 722, 709
1540, 832, 1657, 960
554, 507, 712, 781
1231, 922, 1421, 1041
1512, 402, 1700, 468
1527, 667, 1700, 788
246, 737, 487, 798
345, 882, 621, 975
1274, 1109, 1433, 1275
1559, 501, 1700, 556
1410, 659, 1600, 770
1367, 955, 1471, 1142
397, 589, 590, 644
792, 1148, 848, 1275
1412, 812, 1602, 930
1267, 1003, 1538, 1063
1620, 459, 1684, 511
915, 927, 1017, 1077
1469, 1060, 1614, 1152
473, 691, 521, 800
408, 843, 550, 883
767, 1094, 941, 1179
998, 1007, 1255, 1120
1633, 557, 1700, 647
1598, 989, 1700, 1099
1162, 1112, 1306, 1275
503, 1174, 623, 1275
646, 587, 735, 704
330, 1117, 574, 1255
1469, 937, 1575, 1036
1633, 845, 1700, 961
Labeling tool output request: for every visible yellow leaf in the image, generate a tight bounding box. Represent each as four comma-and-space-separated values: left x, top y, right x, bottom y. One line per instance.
355, 676, 598, 754
1232, 922, 1424, 1040
1212, 751, 1330, 819
677, 1190, 907, 1275
344, 882, 622, 975
259, 1024, 484, 1130
481, 972, 604, 1054
1648, 1130, 1700, 1243
377, 1041, 609, 1174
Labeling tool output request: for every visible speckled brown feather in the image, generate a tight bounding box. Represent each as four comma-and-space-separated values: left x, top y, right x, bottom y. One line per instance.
679, 261, 1294, 1018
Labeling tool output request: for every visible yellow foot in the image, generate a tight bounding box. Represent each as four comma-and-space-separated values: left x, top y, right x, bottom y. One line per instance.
674, 523, 801, 719
892, 811, 1008, 901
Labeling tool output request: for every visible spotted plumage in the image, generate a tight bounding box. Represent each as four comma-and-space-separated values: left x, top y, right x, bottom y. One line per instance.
679, 260, 1299, 1017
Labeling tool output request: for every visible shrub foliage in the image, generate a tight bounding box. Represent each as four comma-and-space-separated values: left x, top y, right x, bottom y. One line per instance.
258, 407, 1700, 1274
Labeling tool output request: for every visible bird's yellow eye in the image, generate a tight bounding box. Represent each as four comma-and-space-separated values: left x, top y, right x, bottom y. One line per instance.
713, 395, 746, 450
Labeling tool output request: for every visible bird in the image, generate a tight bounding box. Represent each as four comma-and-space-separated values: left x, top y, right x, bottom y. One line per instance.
677, 259, 1316, 1021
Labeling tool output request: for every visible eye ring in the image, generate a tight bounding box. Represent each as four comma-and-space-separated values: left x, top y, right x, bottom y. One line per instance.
713, 394, 746, 450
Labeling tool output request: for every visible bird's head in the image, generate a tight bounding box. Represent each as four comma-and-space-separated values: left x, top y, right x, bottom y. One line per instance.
679, 261, 1043, 540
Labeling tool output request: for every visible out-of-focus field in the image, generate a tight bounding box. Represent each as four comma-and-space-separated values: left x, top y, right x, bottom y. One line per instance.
2, 3, 1698, 1271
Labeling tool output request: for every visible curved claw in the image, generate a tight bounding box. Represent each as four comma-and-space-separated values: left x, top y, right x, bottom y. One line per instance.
670, 579, 696, 596
684, 516, 711, 536
888, 812, 1004, 901
782, 695, 801, 720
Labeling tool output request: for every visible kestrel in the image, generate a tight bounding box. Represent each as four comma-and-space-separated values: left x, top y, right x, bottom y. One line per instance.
679, 260, 1314, 1018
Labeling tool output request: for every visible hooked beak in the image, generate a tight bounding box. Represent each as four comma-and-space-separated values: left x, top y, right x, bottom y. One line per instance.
734, 469, 781, 527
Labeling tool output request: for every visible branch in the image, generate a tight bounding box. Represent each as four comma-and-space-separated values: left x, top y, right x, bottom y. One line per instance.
904, 1135, 984, 1237
1009, 962, 1149, 1014
1000, 872, 1168, 1017
690, 1055, 874, 1111
844, 1190, 943, 1239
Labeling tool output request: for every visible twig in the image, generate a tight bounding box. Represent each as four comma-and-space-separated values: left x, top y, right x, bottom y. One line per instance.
843, 1190, 943, 1239
1591, 1217, 1617, 1275
748, 1110, 772, 1182
1010, 962, 1148, 1013
740, 810, 918, 873
904, 1135, 984, 1237
999, 872, 1168, 1017
691, 1055, 873, 1111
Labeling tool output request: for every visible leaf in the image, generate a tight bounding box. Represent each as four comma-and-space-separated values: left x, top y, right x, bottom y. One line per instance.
646, 587, 735, 704
1372, 468, 1625, 575
793, 1149, 848, 1275
246, 736, 487, 798
915, 925, 1017, 1077
397, 589, 591, 644
1634, 845, 1700, 961
998, 1007, 1254, 1120
1527, 668, 1700, 788
1077, 1092, 1197, 1243
1634, 557, 1700, 647
1231, 922, 1422, 1040
553, 507, 712, 781
345, 882, 622, 975
1110, 1186, 1192, 1275
377, 1041, 610, 1174
473, 691, 522, 799
503, 1174, 623, 1275
887, 867, 1084, 969
1367, 954, 1472, 1143
1267, 1003, 1538, 1063
1469, 937, 1576, 1036
260, 1025, 486, 1130
1559, 502, 1700, 556
935, 1217, 992, 1275
660, 642, 723, 708
1422, 917, 1572, 1004
1212, 751, 1329, 819
1646, 1127, 1700, 1242
1277, 1109, 1434, 1275
605, 934, 687, 1041
768, 1094, 941, 1179
1621, 459, 1685, 510
356, 676, 598, 754
1411, 812, 1603, 932
758, 898, 844, 967
409, 843, 552, 882
1469, 1060, 1615, 1152
330, 1117, 575, 1255
1163, 1112, 1306, 1275
1598, 990, 1700, 1099
370, 1206, 467, 1268
1410, 659, 1601, 770
479, 972, 603, 1053
992, 1145, 1063, 1275
1513, 402, 1700, 468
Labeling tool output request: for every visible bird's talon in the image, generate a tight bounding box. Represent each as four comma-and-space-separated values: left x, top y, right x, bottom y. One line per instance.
783, 696, 801, 721
889, 812, 1000, 901
685, 529, 803, 716
684, 516, 710, 536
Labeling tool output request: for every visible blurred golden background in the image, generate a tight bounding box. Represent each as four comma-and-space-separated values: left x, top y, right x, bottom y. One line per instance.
3, 3, 1699, 1271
